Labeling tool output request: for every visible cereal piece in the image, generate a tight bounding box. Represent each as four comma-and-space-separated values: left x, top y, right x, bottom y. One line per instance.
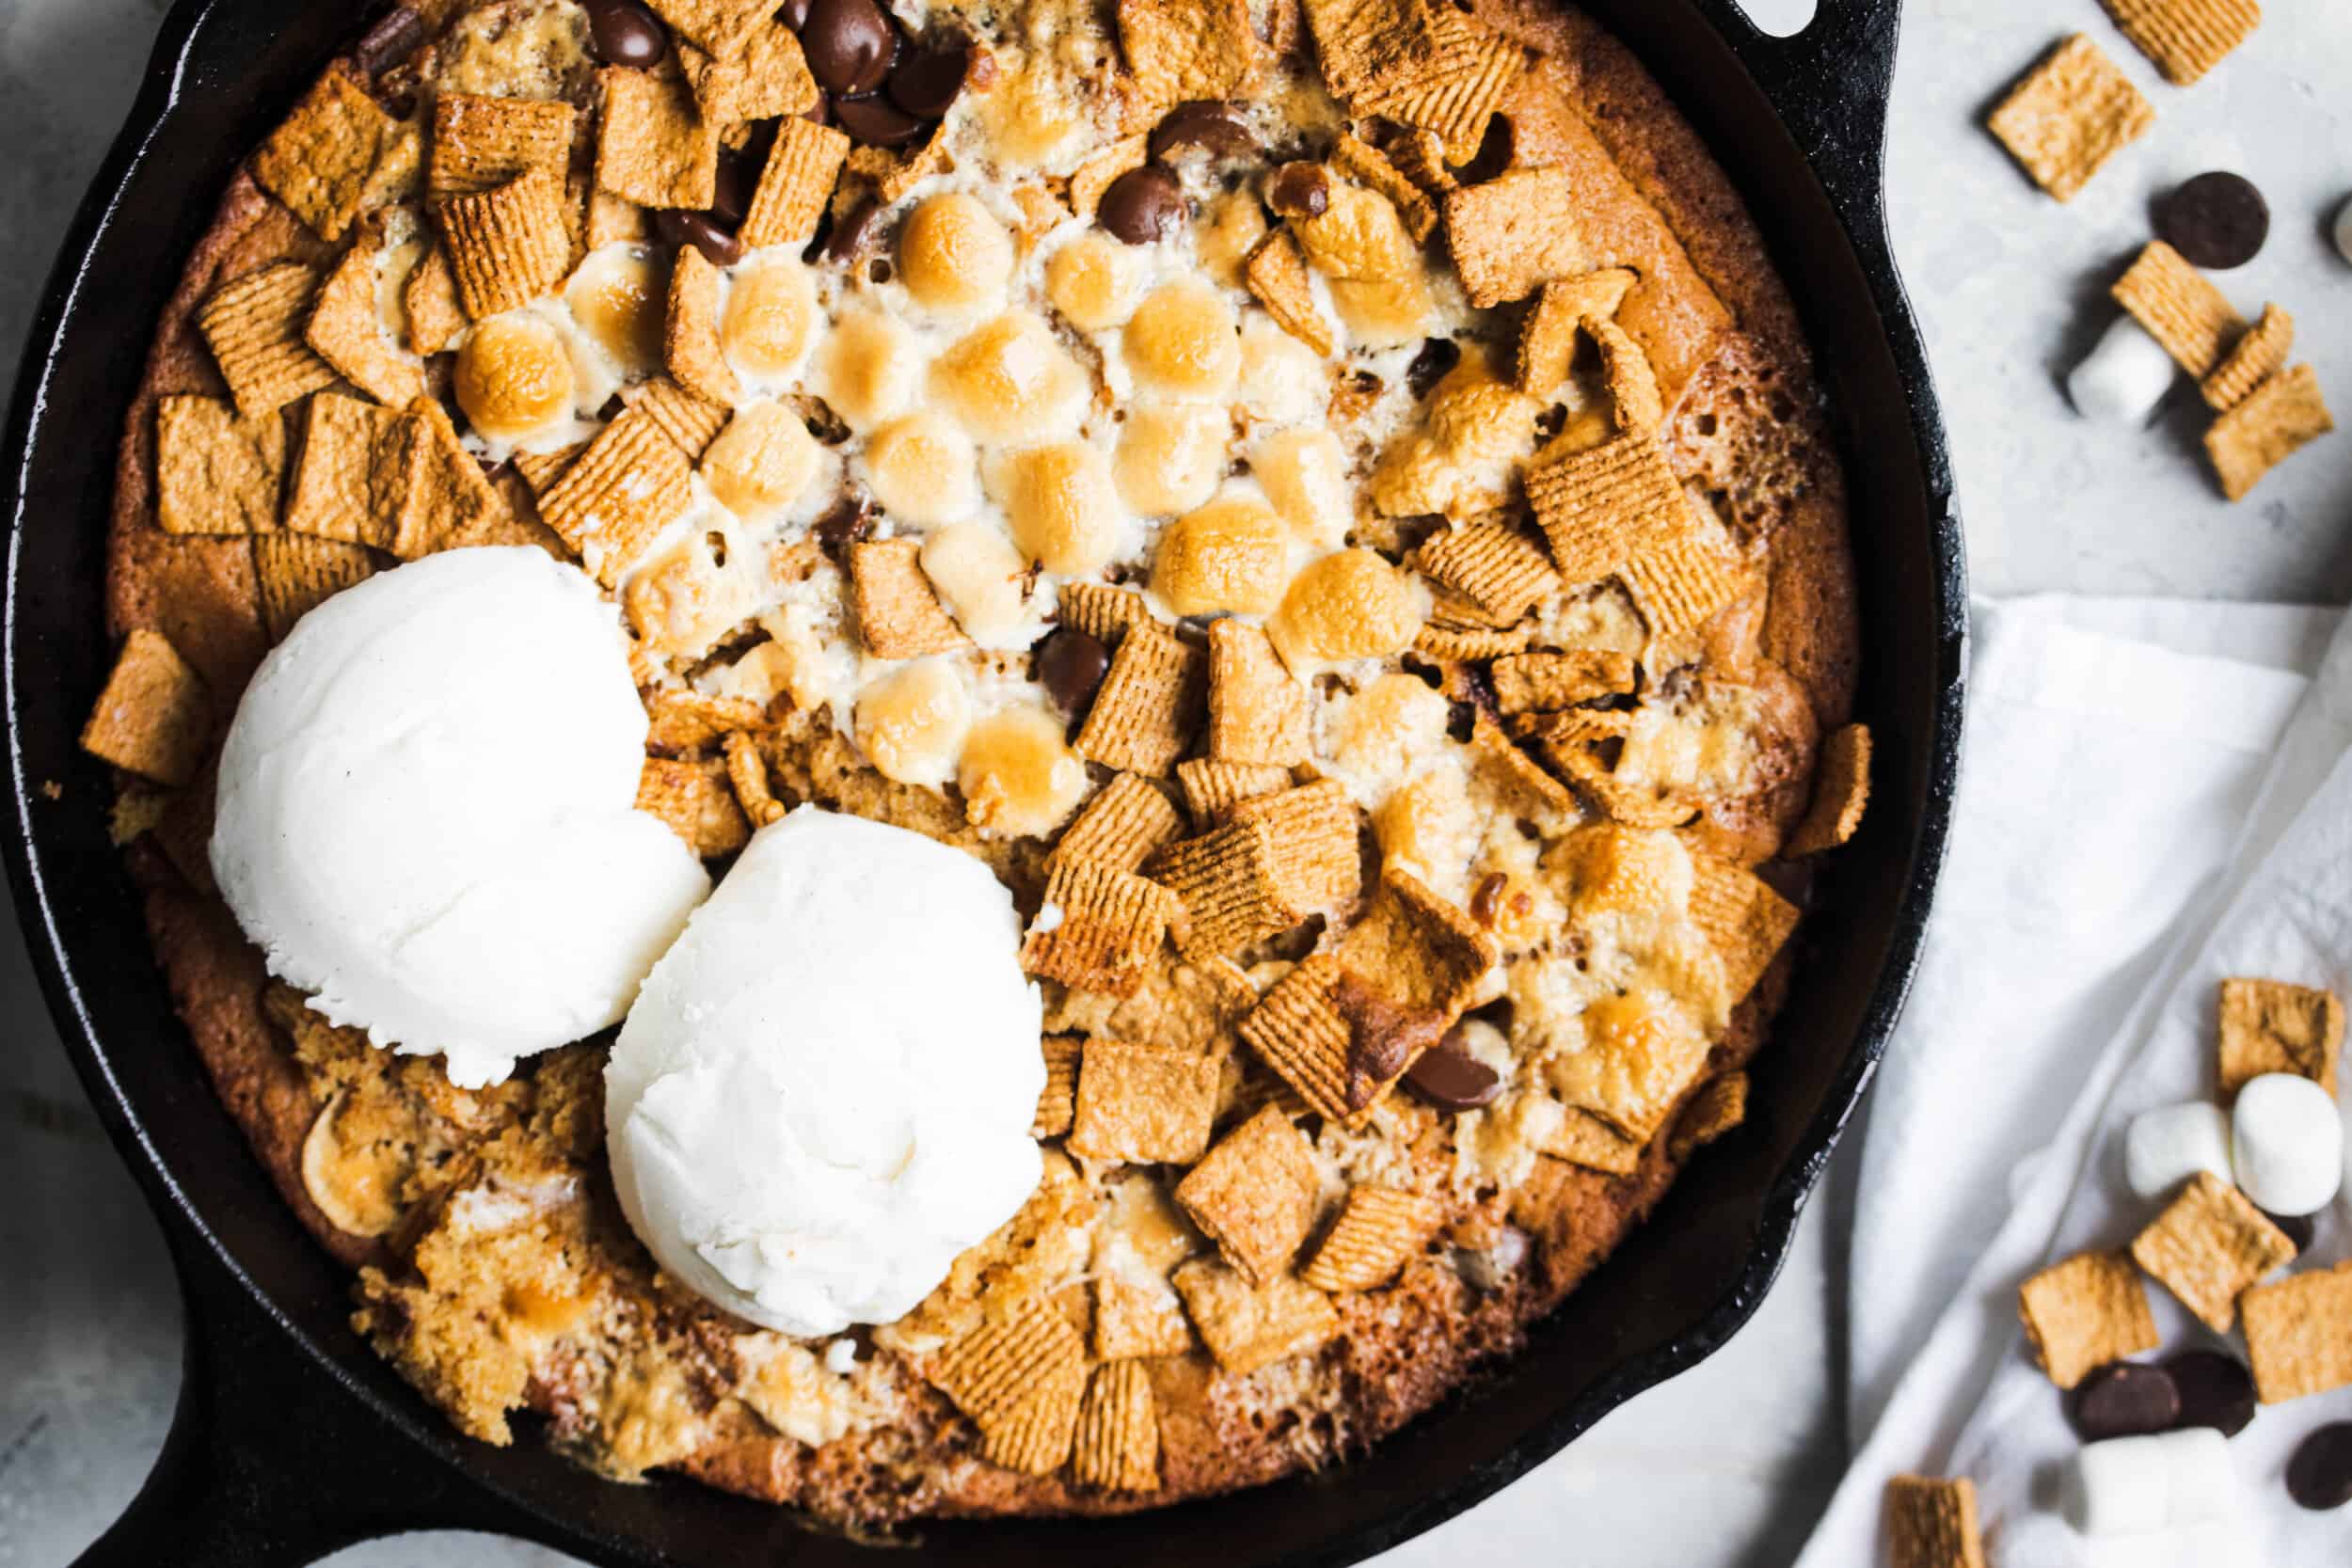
1241, 228, 1334, 357
402, 246, 467, 356
282, 392, 402, 548
1073, 623, 1206, 778
1206, 619, 1310, 768
1170, 1257, 1338, 1376
1051, 773, 1184, 873
1986, 36, 2154, 203
1069, 1038, 1221, 1163
1443, 169, 1588, 309
664, 245, 739, 405
1176, 759, 1292, 825
1524, 429, 1684, 582
848, 123, 951, 206
1329, 133, 1436, 242
2201, 303, 2293, 412
1174, 1104, 1318, 1283
1236, 955, 1359, 1122
1884, 1475, 1987, 1568
739, 117, 850, 248
1542, 1108, 1643, 1175
1058, 583, 1151, 647
1024, 861, 1182, 997
1302, 0, 1424, 104
1591, 318, 1663, 435
1788, 722, 1872, 855
2205, 362, 2334, 502
252, 65, 393, 242
931, 1295, 1089, 1460
1117, 0, 1263, 118
721, 729, 784, 828
1416, 522, 1562, 628
304, 240, 424, 406
626, 378, 732, 461
1689, 854, 1800, 1003
153, 395, 283, 537
678, 24, 819, 125
635, 755, 751, 856
537, 411, 695, 587
1489, 650, 1636, 713
439, 166, 573, 319
1337, 867, 1495, 1016
252, 534, 375, 641
1094, 1275, 1194, 1359
2241, 1261, 2352, 1403
597, 68, 719, 211
982, 1358, 1088, 1474
1620, 508, 1752, 640
2099, 0, 2260, 87
1349, 5, 1522, 163
846, 538, 970, 658
1518, 268, 1641, 392
196, 262, 338, 420
1299, 1184, 1443, 1291
1230, 780, 1361, 912
2112, 240, 2246, 378
2130, 1171, 2296, 1333
392, 396, 514, 559
1072, 1360, 1159, 1493
643, 689, 765, 751
2018, 1249, 2158, 1389
1069, 135, 1150, 218
1414, 623, 1531, 660
79, 629, 210, 785
1150, 819, 1301, 958
428, 92, 574, 200
2218, 977, 2342, 1100
641, 0, 777, 58
1034, 1035, 1083, 1137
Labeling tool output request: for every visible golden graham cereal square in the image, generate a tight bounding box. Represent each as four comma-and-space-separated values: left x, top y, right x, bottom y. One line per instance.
1591, 317, 1664, 435
641, 0, 781, 56
437, 166, 573, 319
80, 629, 211, 786
539, 410, 696, 587
1443, 168, 1589, 309
1170, 1258, 1338, 1376
2112, 240, 2246, 378
1242, 227, 1335, 357
1033, 1036, 1083, 1138
1884, 1474, 1987, 1568
1072, 1360, 1160, 1493
252, 534, 376, 642
678, 24, 819, 125
2130, 1171, 2296, 1332
2204, 362, 2333, 502
1174, 1105, 1320, 1284
1541, 1107, 1643, 1175
1058, 583, 1150, 647
1690, 853, 1801, 1004
1329, 134, 1436, 242
1236, 955, 1360, 1123
2100, 0, 2261, 87
1051, 773, 1185, 874
1093, 1275, 1194, 1360
283, 392, 404, 549
1021, 861, 1181, 997
1230, 780, 1363, 913
1336, 867, 1495, 1017
739, 117, 849, 250
2017, 1249, 2157, 1389
721, 731, 784, 829
1299, 1184, 1444, 1291
153, 395, 284, 537
1175, 759, 1293, 826
2201, 303, 2294, 413
1416, 522, 1562, 629
1789, 722, 1873, 855
1488, 649, 1637, 714
627, 378, 732, 461
596, 68, 720, 211
846, 538, 971, 659
1207, 619, 1311, 768
428, 92, 575, 200
2241, 1261, 2352, 1403
252, 64, 393, 242
196, 262, 339, 421
1525, 428, 1685, 583
2217, 976, 2342, 1099
401, 245, 467, 356
1669, 1070, 1750, 1160
304, 239, 424, 407
1073, 623, 1207, 779
635, 756, 752, 858
930, 1295, 1089, 1446
1068, 1039, 1221, 1164
1149, 819, 1302, 958
664, 245, 739, 405
1986, 35, 2153, 203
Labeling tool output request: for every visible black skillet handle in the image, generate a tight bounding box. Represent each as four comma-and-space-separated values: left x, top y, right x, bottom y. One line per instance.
72, 1229, 523, 1568
1721, 0, 1903, 230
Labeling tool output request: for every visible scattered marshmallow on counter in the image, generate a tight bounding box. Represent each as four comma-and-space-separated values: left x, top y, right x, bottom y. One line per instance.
2231, 1072, 2344, 1215
2064, 1428, 2240, 1537
2124, 1101, 2234, 1200
2068, 314, 2180, 424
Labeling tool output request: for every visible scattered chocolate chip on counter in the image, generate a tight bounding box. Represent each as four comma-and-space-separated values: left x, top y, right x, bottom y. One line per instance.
2155, 171, 2270, 270
2163, 1348, 2256, 1437
2069, 1360, 2181, 1442
2287, 1422, 2352, 1511
2333, 195, 2352, 265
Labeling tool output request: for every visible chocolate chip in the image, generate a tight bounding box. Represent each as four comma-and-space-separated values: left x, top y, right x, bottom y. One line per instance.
353, 6, 425, 76
654, 208, 742, 267
1469, 871, 1506, 927
802, 0, 897, 96
2069, 1361, 2181, 1442
2165, 1349, 2257, 1437
2264, 1207, 2315, 1252
1332, 972, 1450, 1107
2288, 1423, 2352, 1510
821, 197, 883, 263
582, 0, 668, 67
1267, 161, 1329, 220
802, 91, 832, 125
2156, 171, 2270, 270
812, 495, 874, 556
888, 44, 969, 119
1099, 166, 1185, 245
1406, 337, 1461, 398
1405, 1034, 1502, 1111
711, 152, 757, 226
778, 0, 813, 28
1035, 627, 1111, 716
1150, 101, 1254, 161
834, 93, 928, 148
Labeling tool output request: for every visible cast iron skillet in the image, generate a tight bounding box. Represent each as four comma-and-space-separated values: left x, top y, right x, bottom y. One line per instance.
5, 0, 1963, 1560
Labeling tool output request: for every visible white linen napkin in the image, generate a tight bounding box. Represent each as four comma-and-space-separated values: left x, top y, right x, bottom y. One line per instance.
1798, 594, 2352, 1567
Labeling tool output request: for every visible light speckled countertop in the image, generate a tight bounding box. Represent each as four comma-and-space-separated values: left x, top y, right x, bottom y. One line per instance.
2, 1, 2346, 1563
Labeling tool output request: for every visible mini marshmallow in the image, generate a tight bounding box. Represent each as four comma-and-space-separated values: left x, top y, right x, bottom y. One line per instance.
2064, 1428, 2238, 1537
2232, 1072, 2344, 1215
2124, 1101, 2233, 1200
2068, 314, 2179, 425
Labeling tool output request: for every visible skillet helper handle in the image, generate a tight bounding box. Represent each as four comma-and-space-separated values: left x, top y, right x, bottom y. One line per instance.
73, 1233, 517, 1568
1730, 0, 1901, 226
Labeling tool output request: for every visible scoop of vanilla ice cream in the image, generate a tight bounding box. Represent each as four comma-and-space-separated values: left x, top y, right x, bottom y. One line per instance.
607, 806, 1045, 1335
210, 547, 710, 1087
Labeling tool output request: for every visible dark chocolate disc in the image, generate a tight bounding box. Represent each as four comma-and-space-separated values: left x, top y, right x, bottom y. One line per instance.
2165, 1349, 2257, 1437
1034, 627, 1110, 716
1098, 166, 1185, 245
1267, 161, 1329, 220
833, 93, 928, 149
353, 7, 426, 76
1404, 1038, 1502, 1111
1149, 101, 1254, 161
801, 0, 897, 96
2287, 1423, 2352, 1511
654, 209, 743, 268
2068, 1361, 2181, 1442
888, 44, 970, 119
2156, 172, 2270, 270
582, 0, 667, 67
821, 198, 884, 263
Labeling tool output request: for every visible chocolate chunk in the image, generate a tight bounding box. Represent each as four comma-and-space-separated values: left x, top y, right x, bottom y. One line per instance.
1099, 166, 1185, 245
888, 44, 969, 119
778, 0, 813, 28
2156, 172, 2270, 270
821, 197, 883, 263
2264, 1207, 2316, 1253
812, 495, 874, 556
802, 91, 832, 126
1150, 101, 1254, 161
1267, 161, 1329, 220
1469, 871, 1506, 927
2165, 1349, 2257, 1437
1035, 627, 1111, 716
1404, 1035, 1502, 1111
353, 6, 425, 76
582, 0, 668, 67
833, 92, 927, 148
802, 0, 897, 96
711, 152, 757, 226
1406, 337, 1461, 399
1332, 972, 1450, 1107
654, 209, 742, 268
2069, 1361, 2181, 1442
2288, 1423, 2352, 1511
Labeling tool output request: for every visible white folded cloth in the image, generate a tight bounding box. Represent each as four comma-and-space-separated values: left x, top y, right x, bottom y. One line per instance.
1798, 595, 2352, 1567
